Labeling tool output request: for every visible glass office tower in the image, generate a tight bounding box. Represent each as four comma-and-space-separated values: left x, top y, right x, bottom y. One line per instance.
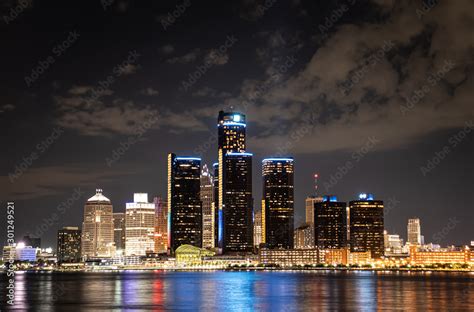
314, 196, 347, 249
167, 154, 202, 253
262, 158, 294, 249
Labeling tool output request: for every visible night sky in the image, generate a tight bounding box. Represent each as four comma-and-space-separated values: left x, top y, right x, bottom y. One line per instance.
0, 0, 472, 249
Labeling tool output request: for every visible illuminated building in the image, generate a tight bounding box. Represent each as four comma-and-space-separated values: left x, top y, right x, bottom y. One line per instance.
125, 193, 156, 256
259, 248, 323, 266
212, 162, 219, 248
323, 248, 372, 265
175, 244, 215, 266
81, 189, 115, 259
409, 245, 471, 265
113, 213, 126, 252
217, 111, 253, 253
57, 226, 81, 263
305, 196, 323, 225
15, 244, 37, 262
294, 225, 314, 249
154, 196, 168, 254
349, 193, 384, 259
254, 211, 262, 247
168, 154, 202, 253
201, 164, 215, 249
407, 218, 422, 245
384, 230, 404, 254
262, 158, 294, 249
314, 196, 347, 249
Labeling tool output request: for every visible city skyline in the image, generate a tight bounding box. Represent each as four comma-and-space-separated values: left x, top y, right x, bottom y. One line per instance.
1, 0, 472, 252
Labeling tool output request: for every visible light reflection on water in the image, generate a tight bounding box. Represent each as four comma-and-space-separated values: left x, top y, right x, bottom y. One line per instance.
0, 270, 472, 311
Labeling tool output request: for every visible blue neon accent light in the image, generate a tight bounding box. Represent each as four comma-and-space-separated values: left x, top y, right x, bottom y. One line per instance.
212, 162, 218, 167
233, 114, 241, 122
218, 209, 223, 248
226, 152, 253, 156
359, 193, 374, 200
262, 158, 294, 162
175, 157, 201, 161
323, 195, 338, 202
219, 122, 246, 127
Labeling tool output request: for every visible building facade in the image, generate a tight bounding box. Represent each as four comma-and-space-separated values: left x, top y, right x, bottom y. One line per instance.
125, 193, 156, 256
349, 193, 384, 259
254, 211, 262, 248
314, 196, 347, 250
408, 218, 422, 245
217, 111, 254, 254
201, 164, 215, 249
262, 158, 294, 249
113, 213, 126, 253
294, 225, 314, 249
168, 154, 202, 253
57, 226, 81, 263
81, 189, 115, 259
154, 196, 168, 254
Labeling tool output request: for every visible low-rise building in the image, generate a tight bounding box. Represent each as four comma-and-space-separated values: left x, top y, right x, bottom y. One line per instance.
259, 248, 322, 266
409, 245, 471, 265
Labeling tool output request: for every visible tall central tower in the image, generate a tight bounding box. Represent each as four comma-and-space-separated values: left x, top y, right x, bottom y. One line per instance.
217, 111, 253, 253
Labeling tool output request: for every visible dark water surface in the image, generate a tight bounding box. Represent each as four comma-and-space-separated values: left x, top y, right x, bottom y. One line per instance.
1, 270, 472, 311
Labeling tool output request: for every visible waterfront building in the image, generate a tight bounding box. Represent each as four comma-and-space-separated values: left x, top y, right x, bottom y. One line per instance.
407, 218, 422, 245
154, 196, 168, 254
212, 162, 219, 248
409, 245, 471, 265
201, 164, 215, 249
57, 226, 81, 263
175, 244, 215, 266
305, 196, 323, 225
113, 213, 126, 253
323, 248, 372, 265
262, 158, 294, 249
125, 193, 156, 256
384, 231, 404, 254
314, 196, 347, 249
81, 189, 115, 259
259, 248, 323, 266
168, 154, 202, 253
294, 224, 314, 249
349, 193, 384, 259
217, 111, 253, 253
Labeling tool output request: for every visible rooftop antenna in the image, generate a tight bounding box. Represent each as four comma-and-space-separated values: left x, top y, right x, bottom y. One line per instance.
313, 173, 319, 196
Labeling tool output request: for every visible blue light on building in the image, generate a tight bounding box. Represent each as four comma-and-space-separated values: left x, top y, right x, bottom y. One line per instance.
323, 195, 338, 202
262, 158, 294, 162
358, 193, 374, 201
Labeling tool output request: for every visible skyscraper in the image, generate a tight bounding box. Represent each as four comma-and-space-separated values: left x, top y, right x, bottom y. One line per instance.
125, 193, 156, 256
294, 225, 314, 249
168, 154, 202, 253
314, 196, 347, 249
81, 189, 114, 259
212, 162, 219, 248
154, 196, 168, 254
349, 193, 384, 259
408, 218, 422, 245
305, 196, 323, 225
262, 158, 294, 249
57, 226, 81, 263
217, 111, 253, 253
113, 212, 126, 253
254, 211, 262, 248
201, 164, 215, 249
